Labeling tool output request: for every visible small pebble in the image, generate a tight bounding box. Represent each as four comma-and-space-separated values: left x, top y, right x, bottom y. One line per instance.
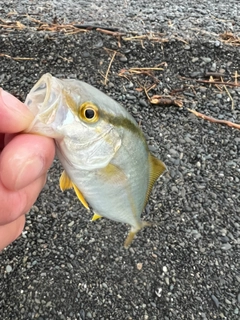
221, 243, 232, 250
119, 55, 128, 62
211, 294, 220, 308
192, 57, 199, 63
6, 265, 12, 273
201, 57, 211, 63
137, 263, 143, 270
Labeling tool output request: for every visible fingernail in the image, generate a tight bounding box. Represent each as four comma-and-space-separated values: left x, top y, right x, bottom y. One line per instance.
15, 155, 45, 190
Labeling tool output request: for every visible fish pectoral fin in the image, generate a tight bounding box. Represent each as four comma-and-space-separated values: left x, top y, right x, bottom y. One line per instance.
72, 183, 90, 210
144, 155, 167, 206
59, 170, 73, 191
91, 212, 103, 221
124, 221, 152, 249
98, 163, 127, 184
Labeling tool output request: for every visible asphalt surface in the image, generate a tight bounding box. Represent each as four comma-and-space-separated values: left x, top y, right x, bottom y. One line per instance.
0, 1, 240, 320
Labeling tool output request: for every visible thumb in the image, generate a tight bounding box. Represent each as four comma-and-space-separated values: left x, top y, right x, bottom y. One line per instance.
0, 89, 34, 133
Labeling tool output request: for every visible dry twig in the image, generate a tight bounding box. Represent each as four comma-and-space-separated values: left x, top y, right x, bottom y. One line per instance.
204, 72, 225, 78
103, 51, 117, 85
0, 19, 25, 30
119, 65, 165, 84
96, 28, 125, 37
123, 33, 168, 44
196, 79, 240, 87
233, 71, 239, 84
188, 109, 240, 129
223, 84, 234, 110
74, 25, 120, 32
150, 95, 183, 107
0, 53, 35, 61
37, 23, 86, 34
220, 31, 240, 46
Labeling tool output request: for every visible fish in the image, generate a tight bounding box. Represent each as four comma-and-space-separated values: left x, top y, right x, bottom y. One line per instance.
25, 73, 167, 248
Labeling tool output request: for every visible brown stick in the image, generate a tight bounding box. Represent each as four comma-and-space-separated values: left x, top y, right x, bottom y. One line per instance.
150, 95, 183, 108
74, 25, 120, 32
118, 67, 163, 83
223, 84, 234, 110
96, 28, 125, 37
196, 79, 240, 87
204, 72, 225, 78
103, 51, 117, 85
0, 53, 35, 61
187, 109, 240, 129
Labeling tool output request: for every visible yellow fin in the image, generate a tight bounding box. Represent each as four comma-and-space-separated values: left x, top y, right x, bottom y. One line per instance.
72, 183, 90, 210
91, 213, 102, 221
145, 155, 167, 206
59, 170, 73, 191
124, 221, 152, 248
59, 170, 89, 210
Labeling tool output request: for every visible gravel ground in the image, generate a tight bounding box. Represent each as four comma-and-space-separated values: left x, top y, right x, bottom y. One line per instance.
0, 1, 240, 320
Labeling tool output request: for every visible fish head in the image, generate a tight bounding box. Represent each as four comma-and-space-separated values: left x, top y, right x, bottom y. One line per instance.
25, 73, 127, 170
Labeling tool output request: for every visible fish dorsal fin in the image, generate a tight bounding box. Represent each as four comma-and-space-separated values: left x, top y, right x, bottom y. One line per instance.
59, 170, 90, 210
91, 212, 102, 221
145, 155, 167, 205
59, 170, 73, 191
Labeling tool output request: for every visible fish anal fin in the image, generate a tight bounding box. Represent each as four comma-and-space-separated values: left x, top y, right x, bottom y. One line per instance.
124, 221, 152, 248
71, 183, 90, 210
91, 212, 102, 221
145, 155, 167, 206
59, 170, 73, 191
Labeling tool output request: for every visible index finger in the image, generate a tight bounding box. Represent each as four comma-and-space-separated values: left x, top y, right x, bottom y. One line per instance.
0, 89, 34, 133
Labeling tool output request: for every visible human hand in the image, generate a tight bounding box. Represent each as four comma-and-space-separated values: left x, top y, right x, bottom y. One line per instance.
0, 89, 55, 250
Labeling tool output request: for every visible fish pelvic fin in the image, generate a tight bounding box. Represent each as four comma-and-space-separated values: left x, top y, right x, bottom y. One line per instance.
145, 155, 167, 206
91, 212, 102, 221
59, 170, 73, 191
124, 221, 152, 249
72, 183, 90, 210
59, 170, 90, 210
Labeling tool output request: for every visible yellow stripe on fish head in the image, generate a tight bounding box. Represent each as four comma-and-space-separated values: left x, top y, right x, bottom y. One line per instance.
98, 109, 150, 156
64, 90, 147, 150
99, 109, 146, 139
64, 90, 79, 115
64, 91, 100, 124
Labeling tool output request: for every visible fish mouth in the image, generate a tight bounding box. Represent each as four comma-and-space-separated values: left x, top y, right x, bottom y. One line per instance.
25, 73, 62, 137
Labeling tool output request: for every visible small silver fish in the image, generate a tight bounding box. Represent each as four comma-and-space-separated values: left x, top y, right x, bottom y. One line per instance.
25, 73, 167, 247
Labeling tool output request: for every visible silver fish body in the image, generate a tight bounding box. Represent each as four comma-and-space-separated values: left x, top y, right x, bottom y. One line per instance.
25, 73, 167, 247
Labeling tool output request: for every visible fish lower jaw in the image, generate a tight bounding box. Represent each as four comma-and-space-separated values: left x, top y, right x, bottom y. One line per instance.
30, 128, 63, 139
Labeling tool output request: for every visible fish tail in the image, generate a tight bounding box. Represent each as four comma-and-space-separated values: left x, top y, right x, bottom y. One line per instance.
124, 221, 152, 249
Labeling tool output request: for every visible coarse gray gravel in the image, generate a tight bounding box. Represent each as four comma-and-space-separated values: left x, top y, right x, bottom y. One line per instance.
0, 1, 240, 320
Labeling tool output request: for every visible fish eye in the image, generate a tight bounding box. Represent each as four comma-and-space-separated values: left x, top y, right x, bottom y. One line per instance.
85, 108, 95, 119
79, 102, 99, 123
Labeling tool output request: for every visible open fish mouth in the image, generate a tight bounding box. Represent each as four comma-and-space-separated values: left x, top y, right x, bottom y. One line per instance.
25, 73, 63, 137
25, 73, 60, 116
